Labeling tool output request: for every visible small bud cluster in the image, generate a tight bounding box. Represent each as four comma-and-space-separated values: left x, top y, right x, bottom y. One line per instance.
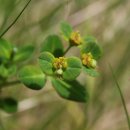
82, 52, 97, 68
53, 57, 67, 75
70, 31, 83, 45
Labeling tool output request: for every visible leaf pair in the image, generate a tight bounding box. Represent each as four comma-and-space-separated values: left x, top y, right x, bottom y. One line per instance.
18, 21, 103, 103
0, 38, 34, 81
39, 51, 82, 80
19, 65, 88, 103
81, 36, 102, 77
0, 38, 34, 64
19, 50, 87, 102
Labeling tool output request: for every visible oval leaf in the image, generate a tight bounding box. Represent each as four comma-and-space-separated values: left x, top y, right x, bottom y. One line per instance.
83, 66, 100, 77
0, 65, 8, 78
60, 21, 73, 40
0, 39, 12, 61
41, 35, 64, 57
0, 97, 18, 113
63, 57, 82, 80
19, 65, 46, 90
51, 78, 88, 102
84, 36, 97, 43
8, 65, 17, 76
13, 45, 34, 62
0, 65, 17, 78
39, 52, 54, 75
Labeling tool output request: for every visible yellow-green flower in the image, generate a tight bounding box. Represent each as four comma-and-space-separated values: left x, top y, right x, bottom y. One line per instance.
82, 52, 97, 68
53, 57, 67, 69
70, 31, 83, 45
53, 57, 67, 75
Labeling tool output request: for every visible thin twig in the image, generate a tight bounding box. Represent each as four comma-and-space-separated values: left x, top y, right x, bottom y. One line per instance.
1, 80, 20, 88
0, 0, 32, 38
64, 45, 72, 55
109, 64, 130, 130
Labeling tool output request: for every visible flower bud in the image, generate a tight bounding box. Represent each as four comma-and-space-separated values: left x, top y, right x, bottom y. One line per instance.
56, 69, 63, 75
90, 59, 97, 68
70, 31, 83, 45
81, 52, 97, 68
53, 57, 67, 70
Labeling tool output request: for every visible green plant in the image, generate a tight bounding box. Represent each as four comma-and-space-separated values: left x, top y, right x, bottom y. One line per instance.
0, 21, 102, 113
0, 38, 34, 113
19, 22, 102, 102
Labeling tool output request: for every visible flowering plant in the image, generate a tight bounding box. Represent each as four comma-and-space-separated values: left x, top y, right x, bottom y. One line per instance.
0, 22, 102, 113
19, 22, 102, 102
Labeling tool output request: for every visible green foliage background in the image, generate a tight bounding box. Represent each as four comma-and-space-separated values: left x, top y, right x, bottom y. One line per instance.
0, 0, 130, 130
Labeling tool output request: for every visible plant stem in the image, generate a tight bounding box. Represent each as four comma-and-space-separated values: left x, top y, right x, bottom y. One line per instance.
109, 64, 130, 130
1, 80, 20, 88
64, 45, 72, 55
0, 0, 32, 38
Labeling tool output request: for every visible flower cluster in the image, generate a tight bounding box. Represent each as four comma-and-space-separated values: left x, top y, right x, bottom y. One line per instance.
62, 24, 99, 69
69, 31, 83, 45
82, 52, 97, 68
53, 57, 67, 75
68, 30, 98, 69
18, 21, 102, 103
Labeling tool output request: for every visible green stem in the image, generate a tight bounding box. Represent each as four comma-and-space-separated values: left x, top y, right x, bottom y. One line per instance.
0, 0, 32, 38
109, 64, 130, 130
64, 45, 72, 55
1, 80, 20, 88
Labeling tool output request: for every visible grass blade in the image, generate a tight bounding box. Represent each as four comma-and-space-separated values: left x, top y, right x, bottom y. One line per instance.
0, 0, 32, 38
109, 64, 130, 130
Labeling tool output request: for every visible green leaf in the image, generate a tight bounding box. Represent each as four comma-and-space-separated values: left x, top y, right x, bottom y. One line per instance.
41, 35, 64, 57
51, 78, 88, 102
39, 52, 54, 75
81, 40, 102, 60
19, 65, 46, 90
0, 97, 18, 113
84, 36, 97, 43
0, 65, 8, 78
0, 39, 12, 61
83, 66, 100, 77
8, 65, 17, 76
13, 45, 34, 62
63, 57, 82, 80
60, 21, 73, 40
0, 65, 17, 78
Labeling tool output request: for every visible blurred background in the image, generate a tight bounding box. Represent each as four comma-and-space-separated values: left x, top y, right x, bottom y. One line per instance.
0, 0, 130, 130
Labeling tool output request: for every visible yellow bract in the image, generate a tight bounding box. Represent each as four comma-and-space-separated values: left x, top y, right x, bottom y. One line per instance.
53, 57, 67, 70
70, 31, 82, 45
82, 52, 97, 68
